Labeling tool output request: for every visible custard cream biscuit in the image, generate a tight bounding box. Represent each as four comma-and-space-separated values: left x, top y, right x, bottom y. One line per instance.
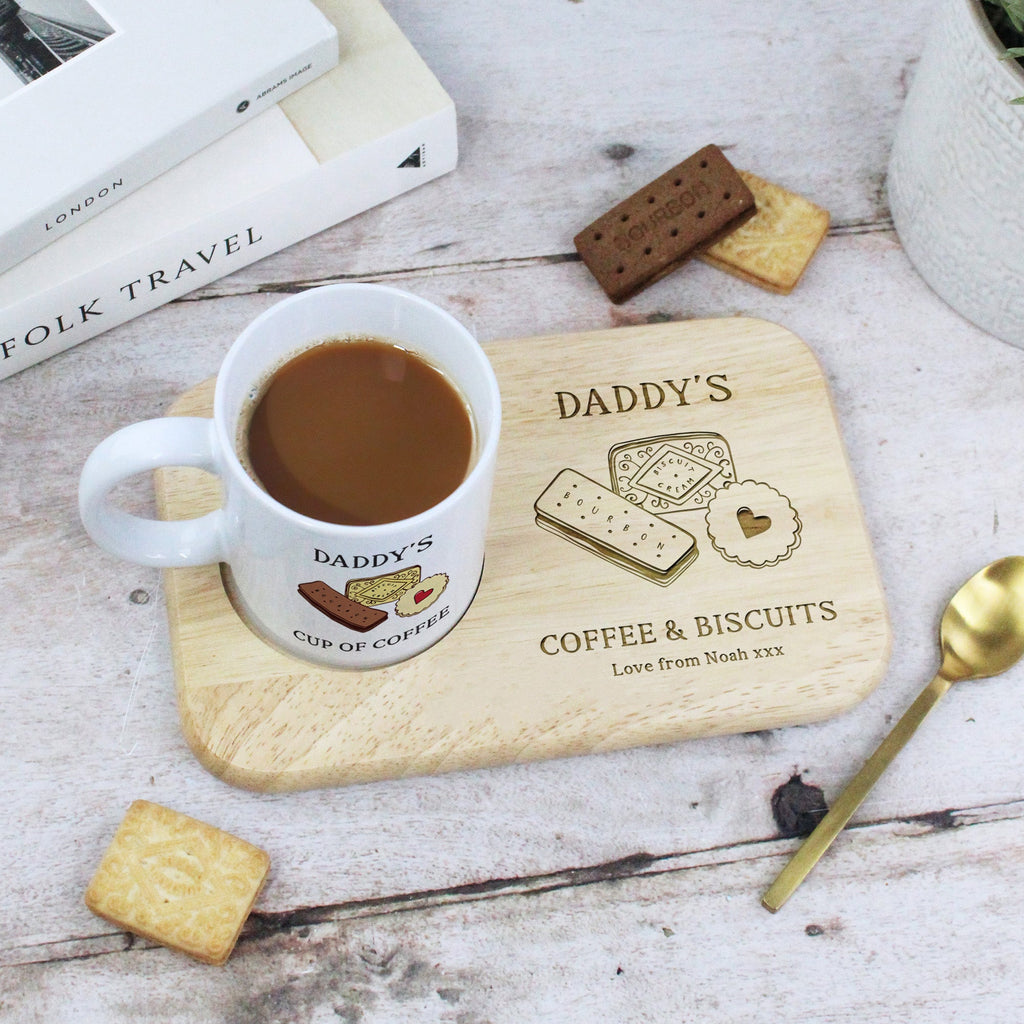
84, 800, 270, 966
609, 432, 735, 515
698, 170, 829, 294
345, 565, 421, 606
535, 468, 698, 585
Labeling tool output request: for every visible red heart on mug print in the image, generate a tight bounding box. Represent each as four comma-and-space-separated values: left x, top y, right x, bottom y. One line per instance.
414, 588, 434, 604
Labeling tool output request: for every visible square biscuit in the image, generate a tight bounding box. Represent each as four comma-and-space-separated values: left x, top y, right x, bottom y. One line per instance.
84, 800, 270, 966
345, 565, 421, 606
698, 170, 830, 294
574, 145, 756, 303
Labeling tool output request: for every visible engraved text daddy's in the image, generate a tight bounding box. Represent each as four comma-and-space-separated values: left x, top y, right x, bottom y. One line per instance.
555, 373, 732, 419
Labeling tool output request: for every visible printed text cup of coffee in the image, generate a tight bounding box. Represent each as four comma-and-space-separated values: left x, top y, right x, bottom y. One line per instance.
78, 284, 502, 670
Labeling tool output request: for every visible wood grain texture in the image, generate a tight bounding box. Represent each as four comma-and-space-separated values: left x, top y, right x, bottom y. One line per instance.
155, 319, 889, 791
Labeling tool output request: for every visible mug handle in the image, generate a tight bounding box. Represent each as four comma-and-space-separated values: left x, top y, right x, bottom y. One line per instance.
78, 417, 228, 567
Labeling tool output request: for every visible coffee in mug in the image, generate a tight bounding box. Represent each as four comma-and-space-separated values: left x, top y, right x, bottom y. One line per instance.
242, 337, 474, 526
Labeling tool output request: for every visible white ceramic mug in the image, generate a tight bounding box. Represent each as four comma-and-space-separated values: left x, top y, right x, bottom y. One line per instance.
78, 284, 502, 670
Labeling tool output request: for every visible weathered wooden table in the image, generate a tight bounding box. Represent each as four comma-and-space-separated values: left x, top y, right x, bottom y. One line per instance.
3, 2, 1023, 1019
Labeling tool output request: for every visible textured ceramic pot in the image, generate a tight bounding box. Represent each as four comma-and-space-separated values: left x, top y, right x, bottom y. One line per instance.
888, 0, 1024, 347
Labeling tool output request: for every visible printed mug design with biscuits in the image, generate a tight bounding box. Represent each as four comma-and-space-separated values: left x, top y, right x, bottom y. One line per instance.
78, 284, 501, 670
534, 430, 801, 583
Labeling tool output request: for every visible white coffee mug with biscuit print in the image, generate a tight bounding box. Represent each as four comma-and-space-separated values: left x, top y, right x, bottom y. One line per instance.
78, 284, 501, 670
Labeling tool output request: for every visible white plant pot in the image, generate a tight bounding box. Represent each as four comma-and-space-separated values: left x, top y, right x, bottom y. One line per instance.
888, 0, 1024, 347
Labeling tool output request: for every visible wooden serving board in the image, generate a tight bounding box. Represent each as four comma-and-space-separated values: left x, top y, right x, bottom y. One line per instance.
155, 319, 890, 792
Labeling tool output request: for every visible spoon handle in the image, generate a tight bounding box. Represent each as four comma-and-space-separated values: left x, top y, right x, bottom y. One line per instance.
761, 673, 953, 912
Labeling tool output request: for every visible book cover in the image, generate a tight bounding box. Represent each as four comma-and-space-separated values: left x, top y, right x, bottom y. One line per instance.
0, 0, 339, 272
0, 0, 457, 381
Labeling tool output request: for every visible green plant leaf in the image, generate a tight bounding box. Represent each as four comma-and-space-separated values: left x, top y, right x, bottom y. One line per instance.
988, 0, 1024, 33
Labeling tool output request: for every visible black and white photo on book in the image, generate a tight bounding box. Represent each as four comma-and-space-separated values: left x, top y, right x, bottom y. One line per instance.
0, 0, 113, 99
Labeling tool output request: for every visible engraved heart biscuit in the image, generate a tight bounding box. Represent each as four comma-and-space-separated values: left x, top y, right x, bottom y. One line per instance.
704, 480, 801, 568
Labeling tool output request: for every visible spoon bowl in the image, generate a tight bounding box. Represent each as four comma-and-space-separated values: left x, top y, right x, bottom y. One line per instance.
763, 556, 1024, 912
938, 557, 1024, 682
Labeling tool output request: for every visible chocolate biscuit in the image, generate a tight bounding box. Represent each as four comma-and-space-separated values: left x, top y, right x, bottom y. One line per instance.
574, 144, 756, 303
298, 580, 388, 632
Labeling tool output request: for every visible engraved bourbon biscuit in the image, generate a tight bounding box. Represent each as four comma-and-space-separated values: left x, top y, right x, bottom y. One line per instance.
574, 144, 756, 303
345, 566, 421, 606
84, 800, 270, 966
298, 580, 388, 631
698, 170, 830, 294
534, 468, 698, 585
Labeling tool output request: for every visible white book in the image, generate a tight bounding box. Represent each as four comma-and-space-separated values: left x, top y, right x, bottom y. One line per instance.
0, 0, 457, 381
0, 0, 339, 272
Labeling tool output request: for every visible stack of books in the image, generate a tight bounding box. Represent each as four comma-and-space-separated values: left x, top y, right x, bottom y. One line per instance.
0, 0, 458, 381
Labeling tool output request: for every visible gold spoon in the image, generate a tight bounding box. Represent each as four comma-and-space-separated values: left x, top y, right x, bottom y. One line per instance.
762, 556, 1024, 912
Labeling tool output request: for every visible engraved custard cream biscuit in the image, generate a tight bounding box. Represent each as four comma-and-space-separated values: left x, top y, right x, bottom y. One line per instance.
395, 572, 448, 616
609, 432, 736, 516
535, 468, 698, 585
698, 170, 830, 294
574, 144, 756, 303
704, 480, 802, 568
84, 800, 270, 966
298, 580, 388, 631
345, 565, 422, 606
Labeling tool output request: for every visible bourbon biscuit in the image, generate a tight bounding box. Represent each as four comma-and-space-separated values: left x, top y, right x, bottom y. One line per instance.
534, 468, 698, 585
84, 800, 270, 966
698, 170, 829, 294
298, 580, 388, 631
574, 144, 756, 303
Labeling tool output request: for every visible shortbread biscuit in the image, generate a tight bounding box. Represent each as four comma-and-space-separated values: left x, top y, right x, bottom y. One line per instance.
574, 145, 756, 302
704, 479, 802, 567
298, 580, 388, 631
535, 468, 698, 585
84, 800, 270, 966
346, 566, 421, 606
395, 572, 448, 616
698, 170, 829, 294
609, 432, 735, 517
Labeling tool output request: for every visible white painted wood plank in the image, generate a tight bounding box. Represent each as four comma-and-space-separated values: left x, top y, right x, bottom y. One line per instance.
2, 812, 1023, 1021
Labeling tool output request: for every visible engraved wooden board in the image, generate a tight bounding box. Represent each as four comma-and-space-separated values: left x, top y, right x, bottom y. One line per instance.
155, 319, 890, 792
